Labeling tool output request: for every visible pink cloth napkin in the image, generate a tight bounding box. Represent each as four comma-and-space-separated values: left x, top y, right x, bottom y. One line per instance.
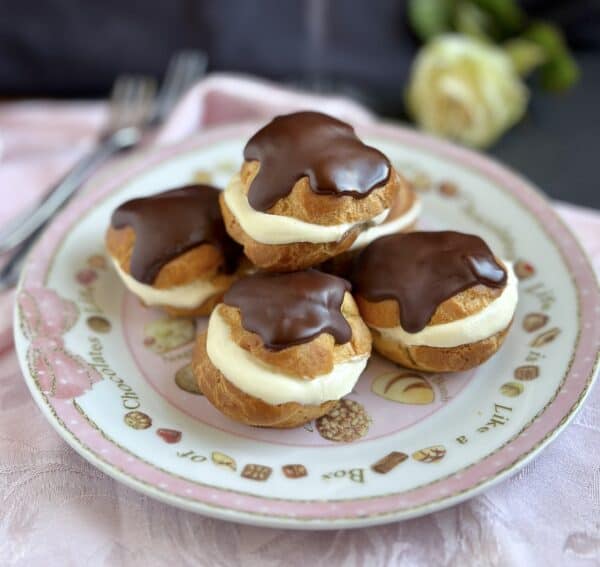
0, 74, 599, 567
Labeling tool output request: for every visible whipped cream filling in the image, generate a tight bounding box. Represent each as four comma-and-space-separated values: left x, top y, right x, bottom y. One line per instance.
374, 262, 518, 348
350, 197, 422, 250
223, 173, 390, 245
112, 259, 218, 309
206, 306, 368, 405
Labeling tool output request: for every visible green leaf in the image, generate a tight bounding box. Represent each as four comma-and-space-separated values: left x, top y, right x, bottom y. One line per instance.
408, 0, 454, 41
454, 1, 494, 40
525, 21, 581, 91
540, 54, 580, 91
525, 21, 568, 57
504, 38, 547, 76
471, 0, 525, 36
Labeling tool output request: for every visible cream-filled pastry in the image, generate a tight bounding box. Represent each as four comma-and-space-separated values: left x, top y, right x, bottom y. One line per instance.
349, 193, 421, 250
220, 111, 416, 271
353, 231, 517, 372
192, 270, 372, 428
106, 184, 243, 317
318, 186, 421, 280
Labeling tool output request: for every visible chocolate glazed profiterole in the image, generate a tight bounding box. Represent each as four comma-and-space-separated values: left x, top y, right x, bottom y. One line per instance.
222, 270, 352, 350
220, 111, 417, 271
354, 231, 518, 372
106, 184, 243, 317
243, 111, 390, 211
192, 270, 372, 428
111, 185, 241, 283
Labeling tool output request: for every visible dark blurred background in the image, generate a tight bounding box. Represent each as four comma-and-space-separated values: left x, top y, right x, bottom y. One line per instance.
1, 0, 598, 208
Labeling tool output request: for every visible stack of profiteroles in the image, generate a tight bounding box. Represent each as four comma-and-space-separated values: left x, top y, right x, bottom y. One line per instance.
106, 111, 517, 429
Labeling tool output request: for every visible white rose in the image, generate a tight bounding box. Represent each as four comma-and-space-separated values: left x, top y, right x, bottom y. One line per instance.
406, 35, 528, 148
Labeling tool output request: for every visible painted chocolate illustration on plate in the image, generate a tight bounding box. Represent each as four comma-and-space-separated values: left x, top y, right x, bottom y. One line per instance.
371, 371, 434, 404
500, 382, 524, 397
282, 464, 308, 478
530, 327, 561, 347
412, 445, 446, 463
174, 362, 202, 395
124, 410, 152, 430
143, 317, 196, 354
156, 428, 182, 444
241, 464, 272, 481
514, 259, 536, 280
87, 315, 111, 333
76, 268, 98, 286
87, 254, 108, 270
372, 452, 408, 474
438, 180, 459, 197
514, 365, 540, 381
212, 451, 237, 471
316, 400, 371, 443
522, 313, 549, 333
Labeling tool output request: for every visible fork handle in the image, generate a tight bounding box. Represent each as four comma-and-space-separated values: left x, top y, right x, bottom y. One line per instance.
0, 130, 137, 256
0, 142, 111, 289
0, 224, 44, 290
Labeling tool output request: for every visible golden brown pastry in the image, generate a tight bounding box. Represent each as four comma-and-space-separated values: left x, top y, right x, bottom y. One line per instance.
353, 231, 518, 372
317, 184, 421, 279
219, 111, 417, 271
192, 270, 372, 428
106, 184, 243, 317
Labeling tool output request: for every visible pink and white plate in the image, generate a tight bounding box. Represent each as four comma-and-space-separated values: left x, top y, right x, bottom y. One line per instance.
13, 121, 600, 529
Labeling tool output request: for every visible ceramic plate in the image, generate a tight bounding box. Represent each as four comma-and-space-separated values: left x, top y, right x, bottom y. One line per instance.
14, 121, 599, 529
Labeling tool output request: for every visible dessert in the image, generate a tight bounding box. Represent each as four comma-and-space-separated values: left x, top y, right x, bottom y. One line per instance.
347, 181, 421, 252
106, 184, 243, 317
103, 108, 525, 436
319, 183, 421, 278
220, 111, 417, 271
354, 231, 518, 372
192, 270, 372, 428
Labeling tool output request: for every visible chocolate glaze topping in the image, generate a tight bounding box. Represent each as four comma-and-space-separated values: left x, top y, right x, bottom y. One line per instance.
223, 269, 352, 351
354, 231, 507, 333
243, 111, 391, 211
111, 184, 241, 284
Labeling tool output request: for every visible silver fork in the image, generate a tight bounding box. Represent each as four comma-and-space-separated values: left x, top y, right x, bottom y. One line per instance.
0, 51, 207, 255
0, 75, 156, 289
0, 50, 208, 290
150, 50, 208, 125
0, 75, 156, 255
